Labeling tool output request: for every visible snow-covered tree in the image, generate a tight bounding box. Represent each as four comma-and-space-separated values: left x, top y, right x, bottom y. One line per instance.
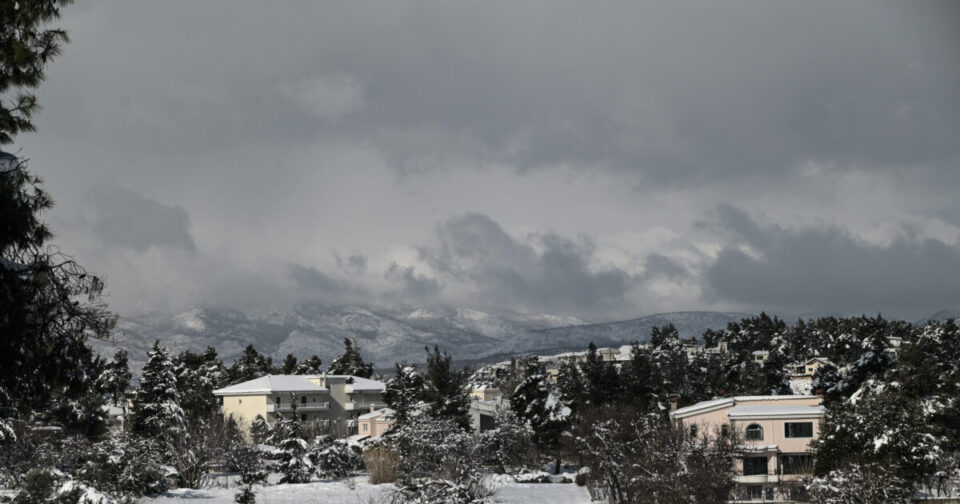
274, 401, 313, 484
131, 341, 187, 450
173, 347, 225, 421
383, 362, 424, 428
313, 436, 363, 478
509, 360, 566, 448
230, 443, 267, 504
227, 345, 275, 384
78, 433, 168, 497
99, 350, 132, 406
327, 339, 374, 378
249, 414, 269, 444
556, 359, 586, 413
294, 355, 323, 375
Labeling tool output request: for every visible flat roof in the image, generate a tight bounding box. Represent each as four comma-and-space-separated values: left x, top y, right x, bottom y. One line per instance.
727, 404, 825, 419
213, 375, 329, 396
671, 395, 821, 419
312, 374, 386, 392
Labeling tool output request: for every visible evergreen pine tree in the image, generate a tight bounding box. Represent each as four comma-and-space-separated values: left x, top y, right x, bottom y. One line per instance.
423, 346, 471, 430
280, 354, 298, 375
249, 414, 269, 445
0, 0, 115, 437
294, 355, 323, 375
100, 349, 132, 406
276, 400, 313, 484
132, 341, 187, 445
556, 359, 586, 413
327, 339, 374, 378
383, 362, 425, 428
582, 342, 619, 405
228, 345, 275, 383
173, 347, 225, 421
509, 360, 566, 448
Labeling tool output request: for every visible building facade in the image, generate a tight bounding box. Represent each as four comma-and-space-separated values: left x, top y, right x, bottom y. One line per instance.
213, 373, 386, 436
670, 395, 824, 502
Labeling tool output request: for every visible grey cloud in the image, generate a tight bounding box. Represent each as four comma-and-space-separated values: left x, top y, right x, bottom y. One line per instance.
347, 254, 367, 271
87, 186, 195, 252
385, 263, 441, 300
641, 253, 689, 281
422, 213, 633, 314
703, 205, 960, 318
287, 263, 368, 298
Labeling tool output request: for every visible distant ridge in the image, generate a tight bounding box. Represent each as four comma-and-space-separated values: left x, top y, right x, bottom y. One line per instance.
92, 304, 751, 370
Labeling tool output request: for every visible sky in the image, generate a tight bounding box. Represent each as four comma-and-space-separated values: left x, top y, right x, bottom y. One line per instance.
16, 0, 960, 321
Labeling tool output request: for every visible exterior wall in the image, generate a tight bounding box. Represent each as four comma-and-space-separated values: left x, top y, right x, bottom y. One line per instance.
470, 388, 501, 401
732, 416, 820, 454
357, 416, 394, 438
220, 394, 268, 431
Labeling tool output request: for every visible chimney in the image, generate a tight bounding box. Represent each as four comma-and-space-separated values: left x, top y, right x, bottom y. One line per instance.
669, 396, 678, 413
370, 404, 375, 413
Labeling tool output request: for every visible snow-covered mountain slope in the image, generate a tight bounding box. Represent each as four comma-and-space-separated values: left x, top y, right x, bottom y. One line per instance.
91, 303, 746, 370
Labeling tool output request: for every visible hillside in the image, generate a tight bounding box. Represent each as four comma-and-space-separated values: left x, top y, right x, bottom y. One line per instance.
92, 303, 748, 370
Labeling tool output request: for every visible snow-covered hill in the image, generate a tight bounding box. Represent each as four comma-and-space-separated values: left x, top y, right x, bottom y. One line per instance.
92, 303, 747, 370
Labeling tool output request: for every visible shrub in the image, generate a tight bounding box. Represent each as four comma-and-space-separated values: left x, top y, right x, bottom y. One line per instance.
363, 444, 401, 485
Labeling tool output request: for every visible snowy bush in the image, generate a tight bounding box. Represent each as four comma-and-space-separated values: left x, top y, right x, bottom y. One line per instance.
363, 443, 401, 485
313, 436, 363, 479
391, 477, 495, 504
808, 463, 912, 504
77, 434, 168, 497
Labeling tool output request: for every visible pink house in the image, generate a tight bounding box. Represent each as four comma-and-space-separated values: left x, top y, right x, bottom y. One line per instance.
356, 407, 395, 438
670, 395, 824, 502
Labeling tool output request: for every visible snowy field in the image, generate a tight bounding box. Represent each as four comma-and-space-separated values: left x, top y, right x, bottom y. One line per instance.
141, 476, 593, 504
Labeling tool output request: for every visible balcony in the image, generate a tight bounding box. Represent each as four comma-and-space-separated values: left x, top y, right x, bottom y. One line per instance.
736, 473, 779, 484
344, 401, 387, 411
267, 402, 329, 413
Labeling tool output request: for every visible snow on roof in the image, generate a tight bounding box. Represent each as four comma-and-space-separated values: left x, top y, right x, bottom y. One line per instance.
751, 350, 769, 355
358, 408, 395, 420
727, 404, 825, 419
671, 395, 821, 418
213, 375, 328, 395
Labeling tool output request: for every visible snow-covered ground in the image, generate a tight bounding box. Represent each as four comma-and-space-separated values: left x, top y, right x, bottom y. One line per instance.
142, 476, 592, 504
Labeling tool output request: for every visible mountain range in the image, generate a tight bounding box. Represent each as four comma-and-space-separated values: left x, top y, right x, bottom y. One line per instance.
91, 303, 750, 371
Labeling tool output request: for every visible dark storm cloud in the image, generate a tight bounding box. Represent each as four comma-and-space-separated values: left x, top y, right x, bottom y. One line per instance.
642, 254, 689, 281
87, 186, 195, 252
422, 213, 633, 313
703, 204, 960, 317
385, 263, 441, 300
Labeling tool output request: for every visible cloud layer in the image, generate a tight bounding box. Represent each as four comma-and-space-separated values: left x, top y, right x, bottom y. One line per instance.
12, 0, 960, 320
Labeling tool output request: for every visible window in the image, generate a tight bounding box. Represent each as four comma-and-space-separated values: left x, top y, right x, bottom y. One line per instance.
785, 422, 814, 438
238, 398, 242, 404
745, 423, 763, 441
781, 454, 814, 475
747, 486, 762, 500
301, 396, 307, 404
765, 487, 775, 501
689, 425, 698, 438
756, 355, 764, 361
721, 424, 730, 437
362, 424, 368, 432
743, 456, 768, 476
300, 414, 307, 422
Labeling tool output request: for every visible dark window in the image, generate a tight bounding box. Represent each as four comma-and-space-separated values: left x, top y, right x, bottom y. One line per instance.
745, 424, 763, 440
765, 487, 775, 500
275, 396, 280, 405
785, 422, 814, 438
743, 456, 768, 476
689, 425, 698, 438
747, 486, 762, 500
781, 454, 814, 475
301, 396, 307, 404
721, 424, 730, 437
300, 414, 307, 422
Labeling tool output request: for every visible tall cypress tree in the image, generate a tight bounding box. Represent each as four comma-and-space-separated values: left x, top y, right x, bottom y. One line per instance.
423, 346, 471, 430
100, 349, 132, 406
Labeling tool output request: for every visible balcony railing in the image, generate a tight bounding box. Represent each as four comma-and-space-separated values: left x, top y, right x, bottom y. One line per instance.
345, 401, 386, 411
267, 402, 329, 412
